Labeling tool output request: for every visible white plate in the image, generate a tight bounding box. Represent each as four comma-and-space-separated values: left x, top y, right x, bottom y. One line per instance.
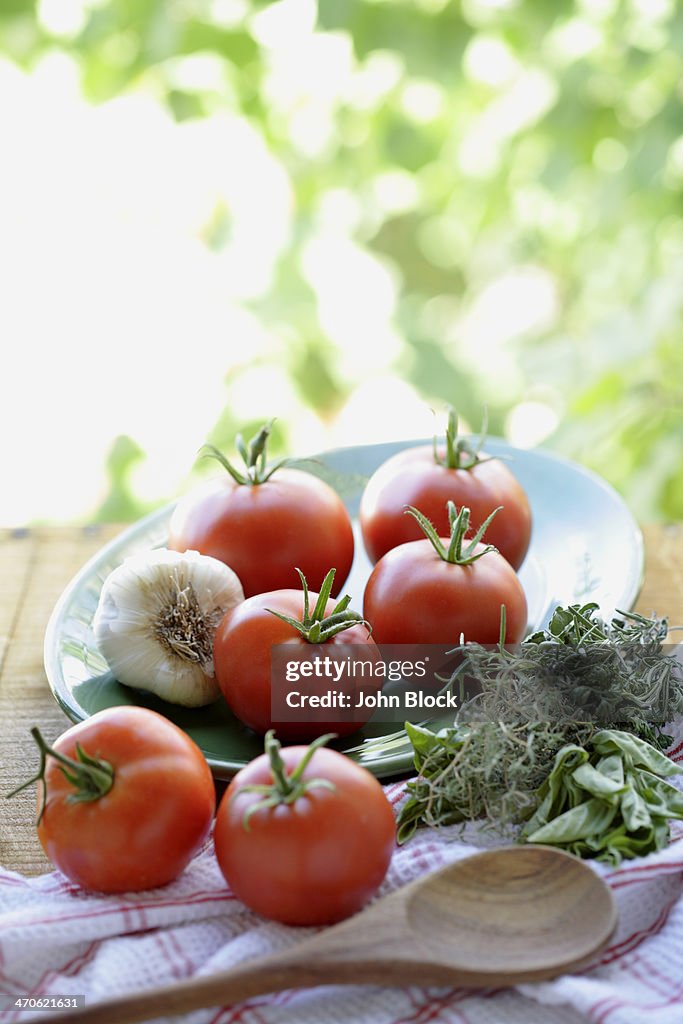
44, 438, 644, 779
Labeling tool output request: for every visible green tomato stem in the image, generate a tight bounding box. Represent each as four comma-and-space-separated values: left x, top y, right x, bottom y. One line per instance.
264, 729, 294, 796
405, 501, 502, 565
266, 567, 370, 643
6, 727, 114, 824
201, 420, 289, 486
433, 406, 489, 471
237, 731, 338, 830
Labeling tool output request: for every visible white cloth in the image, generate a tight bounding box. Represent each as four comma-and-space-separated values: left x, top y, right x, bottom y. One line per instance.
2, 742, 683, 1024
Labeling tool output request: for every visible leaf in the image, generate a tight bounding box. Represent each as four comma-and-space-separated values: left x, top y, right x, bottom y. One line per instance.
633, 770, 683, 818
594, 754, 625, 785
593, 730, 683, 776
403, 721, 466, 772
403, 721, 440, 766
572, 761, 626, 801
586, 821, 668, 864
0, 0, 37, 14
527, 797, 619, 845
530, 745, 589, 812
525, 729, 683, 862
523, 746, 585, 835
619, 786, 653, 832
179, 23, 258, 67
396, 797, 424, 844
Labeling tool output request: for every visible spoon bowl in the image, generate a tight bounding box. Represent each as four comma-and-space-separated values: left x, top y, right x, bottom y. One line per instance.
56, 845, 618, 1024
406, 844, 616, 982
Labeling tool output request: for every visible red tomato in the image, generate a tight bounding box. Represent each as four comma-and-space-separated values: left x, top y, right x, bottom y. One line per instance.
214, 734, 396, 925
214, 580, 378, 741
31, 707, 215, 893
169, 451, 354, 600
363, 535, 527, 647
360, 445, 532, 570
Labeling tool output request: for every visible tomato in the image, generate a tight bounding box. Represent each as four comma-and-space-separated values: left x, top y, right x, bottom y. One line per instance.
214, 732, 396, 926
363, 503, 528, 646
360, 413, 531, 570
213, 570, 378, 741
168, 424, 354, 598
23, 707, 215, 893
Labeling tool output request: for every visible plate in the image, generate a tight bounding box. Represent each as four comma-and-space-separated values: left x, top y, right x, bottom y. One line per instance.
44, 438, 644, 780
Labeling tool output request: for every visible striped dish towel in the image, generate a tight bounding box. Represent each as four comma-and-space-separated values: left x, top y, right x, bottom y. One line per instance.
2, 744, 683, 1024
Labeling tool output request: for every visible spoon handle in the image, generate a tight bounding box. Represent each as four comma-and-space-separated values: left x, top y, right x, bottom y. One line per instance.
51, 953, 337, 1024
48, 897, 446, 1024
51, 957, 291, 1024
48, 948, 438, 1024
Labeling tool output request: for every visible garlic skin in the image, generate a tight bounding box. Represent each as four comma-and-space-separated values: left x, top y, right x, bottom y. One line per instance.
93, 548, 244, 707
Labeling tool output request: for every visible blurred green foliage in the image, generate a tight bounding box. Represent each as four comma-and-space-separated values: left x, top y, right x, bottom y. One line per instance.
3, 0, 683, 520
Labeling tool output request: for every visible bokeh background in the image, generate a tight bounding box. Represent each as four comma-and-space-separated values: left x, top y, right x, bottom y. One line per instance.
1, 0, 682, 526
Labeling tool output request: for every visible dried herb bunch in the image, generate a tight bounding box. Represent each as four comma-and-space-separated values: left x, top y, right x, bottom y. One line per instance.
461, 603, 681, 746
397, 603, 683, 844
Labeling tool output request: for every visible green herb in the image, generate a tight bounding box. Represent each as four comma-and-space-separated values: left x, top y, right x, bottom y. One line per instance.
523, 729, 683, 864
396, 720, 572, 844
525, 602, 669, 646
458, 603, 681, 750
397, 604, 683, 849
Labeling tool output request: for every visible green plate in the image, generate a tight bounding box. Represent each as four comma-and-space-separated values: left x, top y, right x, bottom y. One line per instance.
44, 439, 644, 780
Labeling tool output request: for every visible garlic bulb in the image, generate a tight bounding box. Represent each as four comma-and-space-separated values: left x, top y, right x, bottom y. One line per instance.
93, 548, 244, 707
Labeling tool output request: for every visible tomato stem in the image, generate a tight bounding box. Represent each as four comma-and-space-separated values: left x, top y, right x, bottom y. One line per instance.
266, 568, 370, 643
6, 727, 114, 824
433, 406, 489, 471
236, 731, 337, 830
405, 501, 502, 565
264, 728, 294, 796
498, 604, 507, 649
201, 421, 288, 486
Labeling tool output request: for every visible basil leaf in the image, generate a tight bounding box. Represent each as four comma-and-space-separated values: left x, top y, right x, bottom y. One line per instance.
572, 762, 627, 801
526, 798, 618, 844
633, 770, 683, 817
403, 722, 443, 770
594, 754, 625, 786
593, 730, 683, 776
619, 786, 653, 832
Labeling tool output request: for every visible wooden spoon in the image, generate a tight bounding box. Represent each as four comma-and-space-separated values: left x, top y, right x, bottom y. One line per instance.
56, 845, 617, 1024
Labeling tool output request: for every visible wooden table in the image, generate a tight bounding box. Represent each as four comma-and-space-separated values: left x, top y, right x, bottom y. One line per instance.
1, 524, 682, 877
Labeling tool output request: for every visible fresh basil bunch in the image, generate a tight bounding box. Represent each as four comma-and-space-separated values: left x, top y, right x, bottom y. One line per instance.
523, 730, 683, 864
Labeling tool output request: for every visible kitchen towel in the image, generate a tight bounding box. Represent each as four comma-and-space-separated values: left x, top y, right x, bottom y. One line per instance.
2, 742, 683, 1024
